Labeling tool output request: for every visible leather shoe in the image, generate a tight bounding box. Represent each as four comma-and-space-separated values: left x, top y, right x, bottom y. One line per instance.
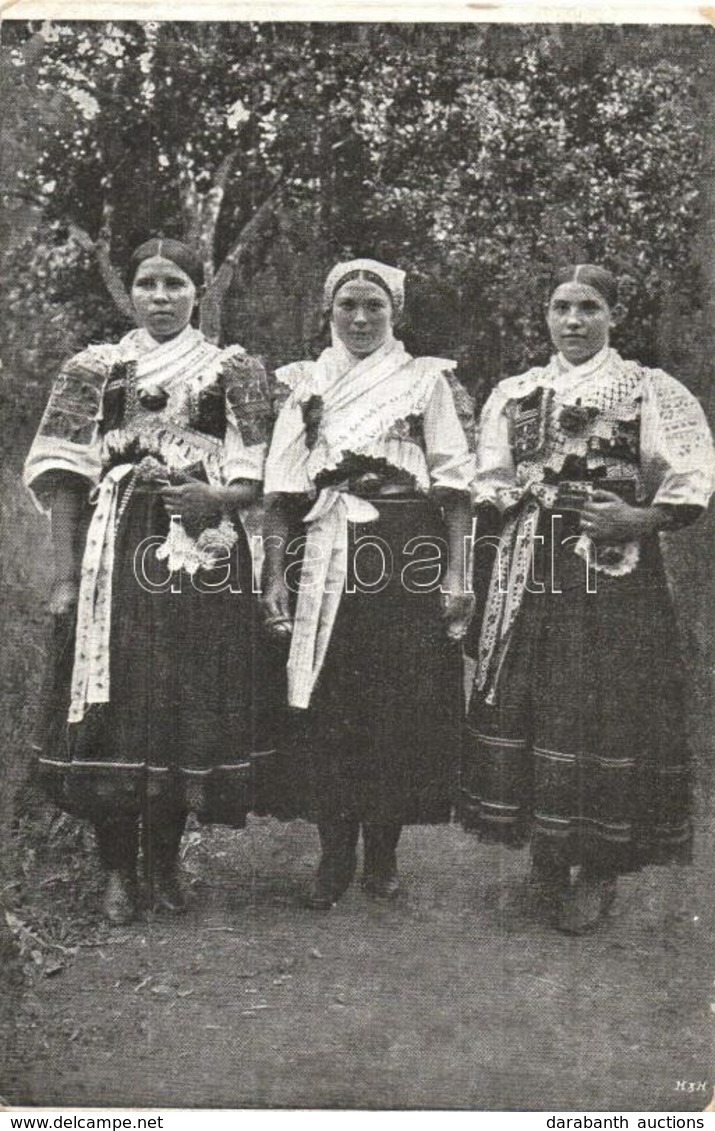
306, 822, 358, 910
363, 868, 400, 901
528, 858, 570, 908
362, 850, 400, 900
150, 869, 186, 915
362, 823, 401, 901
305, 883, 338, 911
305, 859, 356, 910
556, 872, 617, 935
103, 870, 138, 926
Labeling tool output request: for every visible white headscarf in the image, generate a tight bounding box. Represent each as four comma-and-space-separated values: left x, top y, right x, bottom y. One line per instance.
323, 258, 406, 318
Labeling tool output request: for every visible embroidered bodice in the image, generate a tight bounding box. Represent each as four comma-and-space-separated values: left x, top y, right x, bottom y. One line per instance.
24, 327, 271, 509
475, 348, 715, 513
473, 349, 715, 700
265, 345, 475, 499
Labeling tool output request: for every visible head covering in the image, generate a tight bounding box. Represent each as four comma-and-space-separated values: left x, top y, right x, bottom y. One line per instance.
324, 258, 406, 317
128, 237, 204, 289
551, 264, 618, 309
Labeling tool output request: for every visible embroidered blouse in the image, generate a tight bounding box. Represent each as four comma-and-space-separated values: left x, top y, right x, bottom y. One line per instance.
24, 326, 271, 511
474, 346, 715, 514
24, 326, 272, 724
263, 336, 475, 711
264, 345, 475, 499
472, 347, 715, 703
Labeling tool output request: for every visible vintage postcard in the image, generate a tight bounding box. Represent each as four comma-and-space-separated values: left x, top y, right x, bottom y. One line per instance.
1, 5, 714, 1116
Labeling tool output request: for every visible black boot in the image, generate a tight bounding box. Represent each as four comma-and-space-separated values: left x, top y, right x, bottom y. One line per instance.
143, 807, 187, 915
306, 819, 360, 910
362, 822, 402, 900
94, 815, 139, 926
528, 841, 571, 912
556, 862, 618, 935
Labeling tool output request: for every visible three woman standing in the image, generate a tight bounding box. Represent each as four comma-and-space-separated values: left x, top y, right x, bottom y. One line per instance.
26, 246, 715, 935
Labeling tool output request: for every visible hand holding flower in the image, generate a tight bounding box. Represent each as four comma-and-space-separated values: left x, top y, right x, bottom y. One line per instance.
161, 480, 225, 534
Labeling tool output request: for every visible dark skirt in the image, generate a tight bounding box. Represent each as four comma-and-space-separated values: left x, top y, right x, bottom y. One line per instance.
460, 514, 692, 873
293, 496, 464, 826
37, 486, 287, 826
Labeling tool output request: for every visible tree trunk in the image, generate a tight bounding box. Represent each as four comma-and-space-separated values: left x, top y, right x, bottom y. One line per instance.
67, 218, 134, 323
199, 180, 283, 344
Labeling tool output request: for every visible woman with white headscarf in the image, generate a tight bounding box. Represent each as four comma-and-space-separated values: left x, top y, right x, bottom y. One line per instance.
262, 259, 476, 909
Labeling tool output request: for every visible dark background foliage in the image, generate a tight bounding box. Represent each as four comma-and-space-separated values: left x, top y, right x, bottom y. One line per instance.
1, 21, 713, 448
2, 24, 715, 1108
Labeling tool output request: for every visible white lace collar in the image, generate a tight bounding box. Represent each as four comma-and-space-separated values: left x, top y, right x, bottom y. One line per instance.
554, 344, 612, 382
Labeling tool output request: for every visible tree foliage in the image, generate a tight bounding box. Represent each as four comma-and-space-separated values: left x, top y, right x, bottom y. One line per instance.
0, 20, 711, 437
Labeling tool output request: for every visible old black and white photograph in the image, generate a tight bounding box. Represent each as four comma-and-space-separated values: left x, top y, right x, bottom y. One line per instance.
1, 13, 715, 1116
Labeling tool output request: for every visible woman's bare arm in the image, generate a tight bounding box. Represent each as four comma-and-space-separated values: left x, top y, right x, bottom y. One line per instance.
261, 493, 309, 633
49, 474, 89, 614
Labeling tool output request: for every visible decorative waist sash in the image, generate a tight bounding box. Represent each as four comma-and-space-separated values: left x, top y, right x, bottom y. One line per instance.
475, 499, 541, 707
68, 463, 238, 723
69, 464, 133, 723
476, 481, 641, 705
287, 485, 379, 710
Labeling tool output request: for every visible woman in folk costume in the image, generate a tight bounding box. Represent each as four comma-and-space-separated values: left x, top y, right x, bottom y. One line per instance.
461, 264, 715, 934
25, 237, 278, 925
262, 258, 476, 910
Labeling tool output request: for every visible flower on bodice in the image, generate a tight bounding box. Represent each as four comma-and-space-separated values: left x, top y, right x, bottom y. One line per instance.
135, 455, 169, 482
388, 413, 425, 446
558, 401, 599, 437
301, 394, 324, 450
137, 382, 169, 411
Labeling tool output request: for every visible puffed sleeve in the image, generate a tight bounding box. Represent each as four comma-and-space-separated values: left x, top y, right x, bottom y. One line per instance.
422, 371, 476, 494
268, 362, 308, 426
263, 394, 313, 496
220, 348, 272, 483
263, 361, 316, 495
640, 369, 715, 510
472, 384, 518, 511
23, 346, 111, 513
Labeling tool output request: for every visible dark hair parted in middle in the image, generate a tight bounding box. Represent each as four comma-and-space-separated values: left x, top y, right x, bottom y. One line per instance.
551, 264, 618, 309
329, 269, 395, 309
128, 238, 204, 289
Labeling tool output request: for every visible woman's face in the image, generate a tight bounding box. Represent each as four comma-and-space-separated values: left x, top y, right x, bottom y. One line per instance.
131, 256, 197, 342
331, 278, 393, 357
547, 282, 613, 365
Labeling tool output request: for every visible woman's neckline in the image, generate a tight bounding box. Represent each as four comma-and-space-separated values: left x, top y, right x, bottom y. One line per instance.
554, 344, 612, 380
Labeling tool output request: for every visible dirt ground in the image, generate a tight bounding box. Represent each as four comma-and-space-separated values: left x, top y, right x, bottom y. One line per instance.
2, 475, 715, 1113
2, 810, 714, 1113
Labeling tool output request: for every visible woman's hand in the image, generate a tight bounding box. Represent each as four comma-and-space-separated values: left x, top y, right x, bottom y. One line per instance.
261, 579, 293, 639
50, 577, 80, 616
435, 490, 475, 643
579, 490, 660, 544
441, 581, 476, 644
161, 481, 224, 529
